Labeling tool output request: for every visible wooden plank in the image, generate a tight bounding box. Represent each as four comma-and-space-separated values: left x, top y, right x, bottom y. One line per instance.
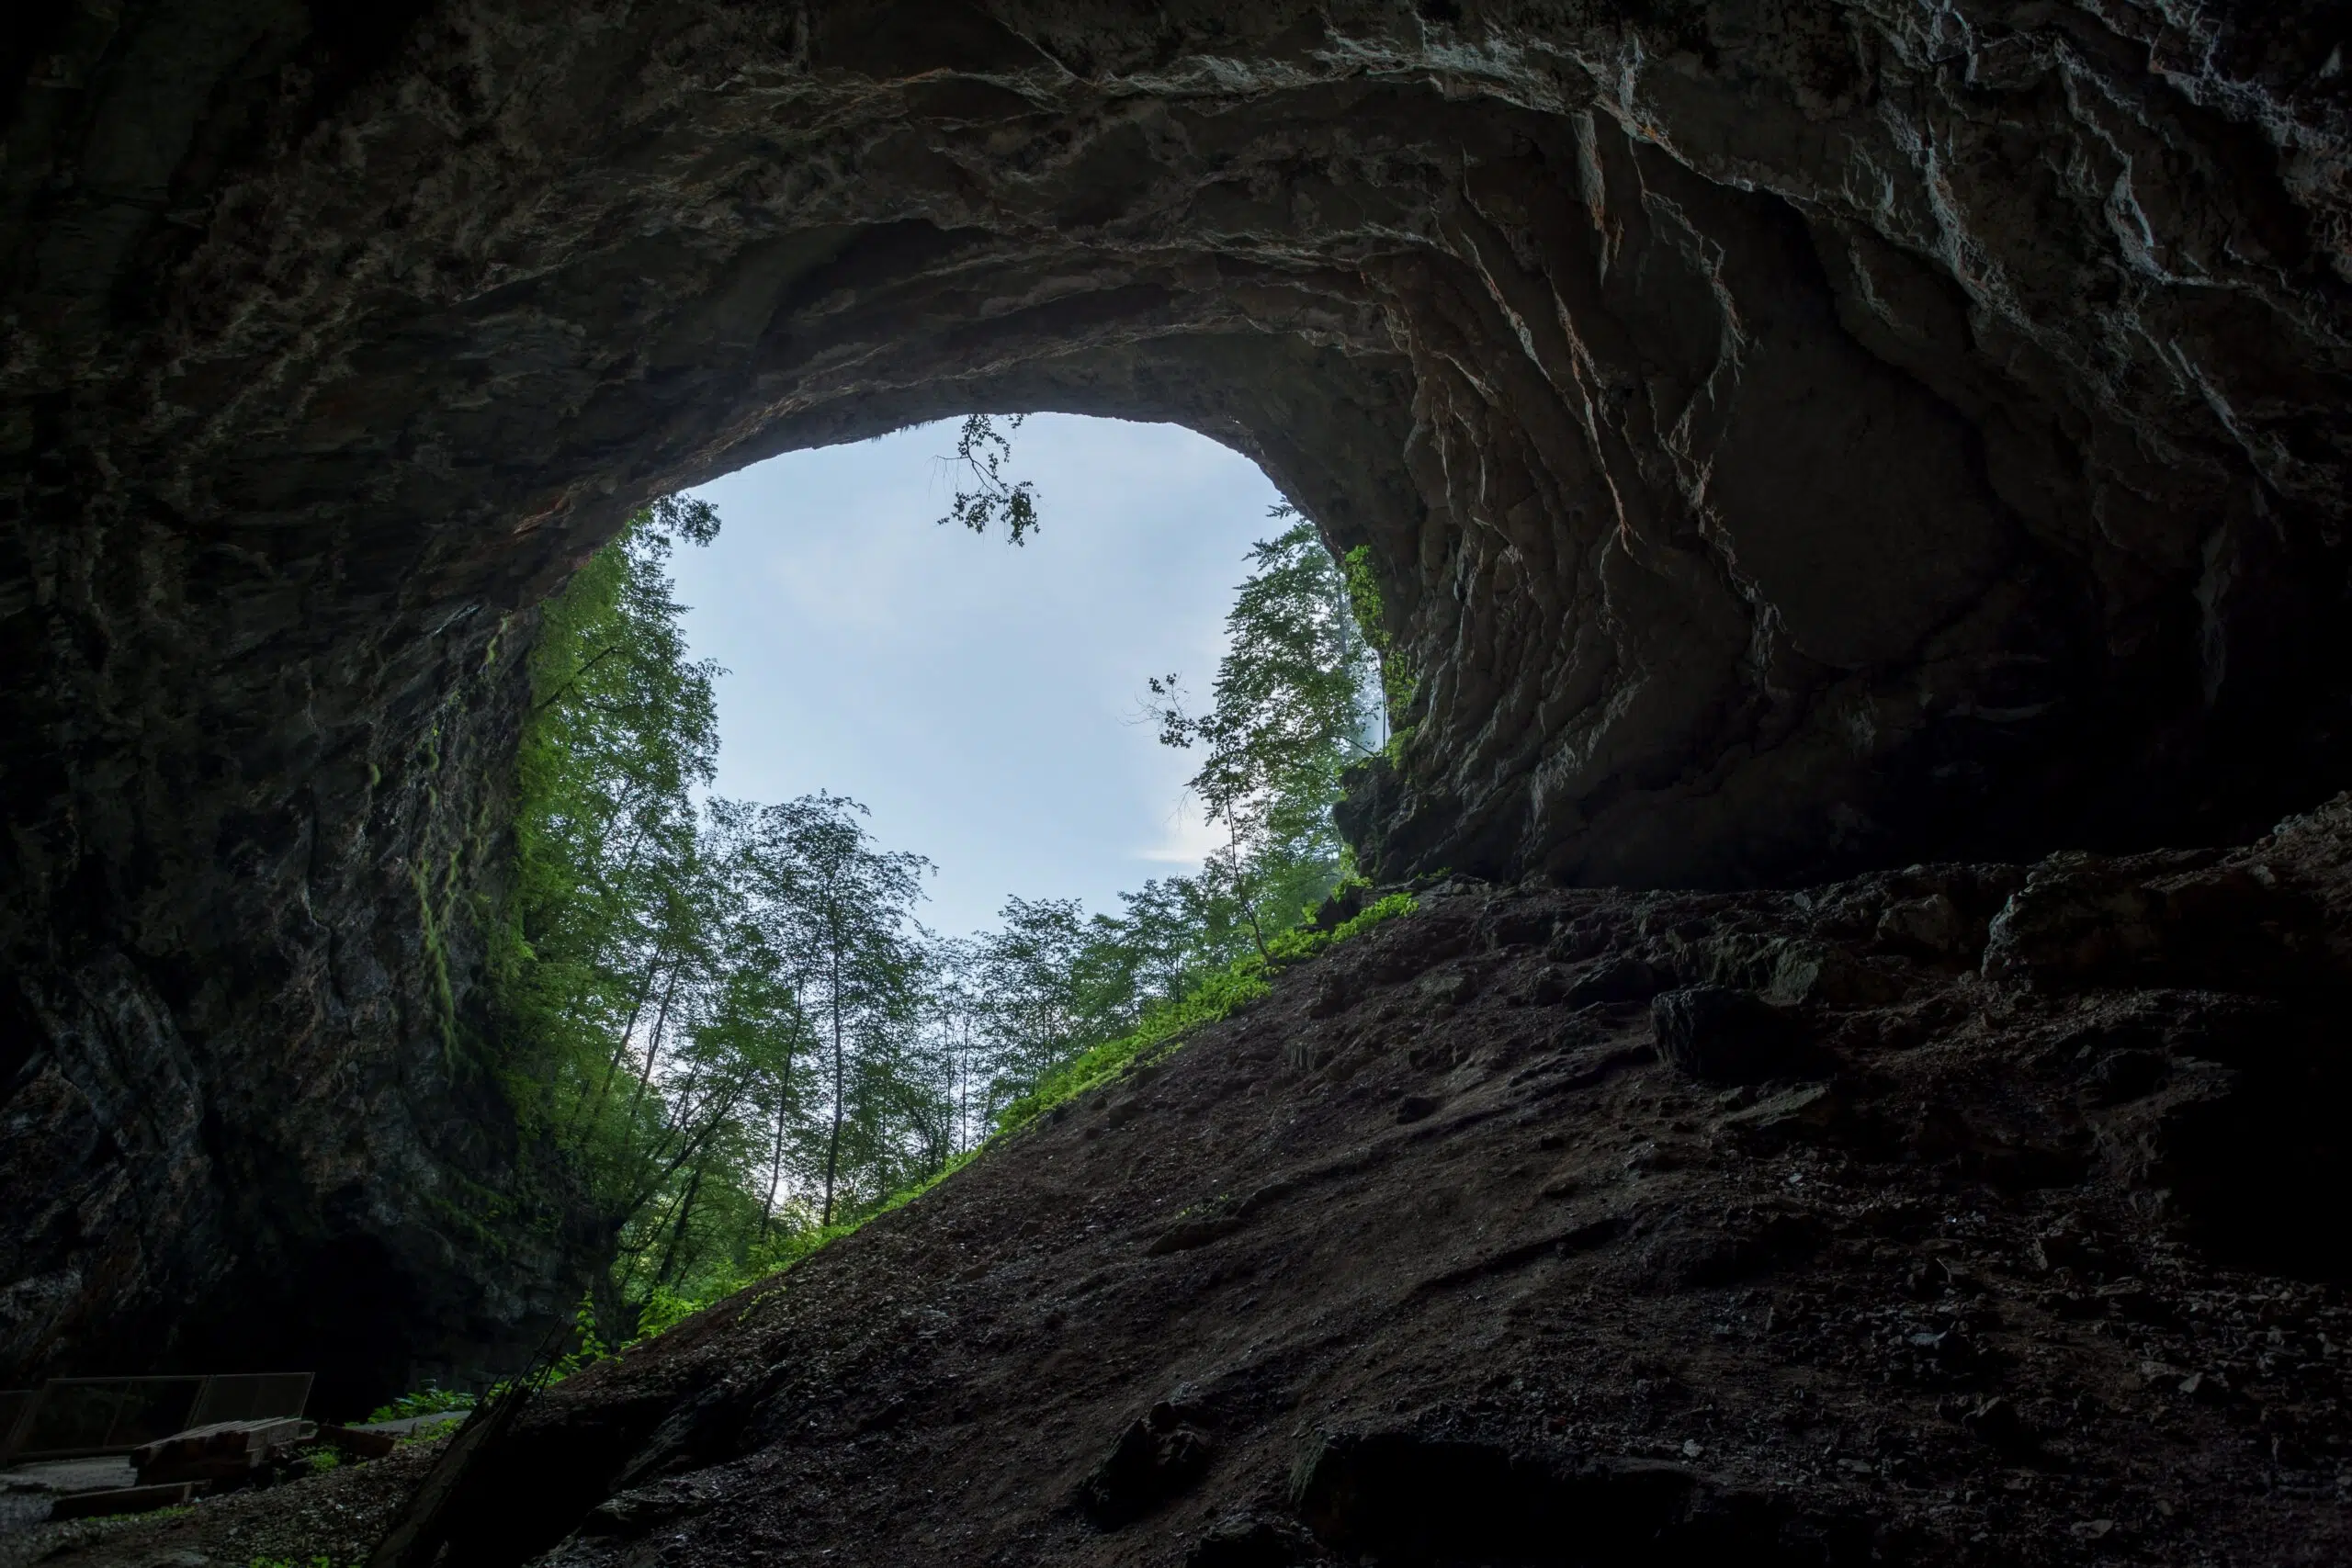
132, 1418, 311, 1485
186, 1372, 314, 1427
48, 1483, 196, 1521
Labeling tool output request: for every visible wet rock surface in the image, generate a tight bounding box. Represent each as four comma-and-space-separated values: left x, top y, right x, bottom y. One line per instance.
6, 0, 2352, 1409
31, 795, 2352, 1566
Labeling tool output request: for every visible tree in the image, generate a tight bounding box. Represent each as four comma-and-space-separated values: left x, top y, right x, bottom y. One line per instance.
503, 500, 727, 1183
921, 936, 992, 1157
967, 897, 1127, 1107
740, 794, 933, 1226
936, 414, 1041, 544
1144, 506, 1384, 953
688, 908, 816, 1246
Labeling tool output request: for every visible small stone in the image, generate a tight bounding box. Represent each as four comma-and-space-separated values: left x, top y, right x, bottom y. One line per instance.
1419, 968, 1476, 1007
1960, 1397, 2034, 1454
2177, 1370, 2229, 1403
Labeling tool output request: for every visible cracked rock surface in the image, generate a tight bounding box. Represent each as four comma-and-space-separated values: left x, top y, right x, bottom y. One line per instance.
5, 0, 2351, 1397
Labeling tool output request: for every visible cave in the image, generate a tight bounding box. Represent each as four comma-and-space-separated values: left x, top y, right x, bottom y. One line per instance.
3, 0, 2347, 1466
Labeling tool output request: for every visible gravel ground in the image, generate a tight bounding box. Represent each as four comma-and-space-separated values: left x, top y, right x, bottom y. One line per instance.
0, 1438, 444, 1568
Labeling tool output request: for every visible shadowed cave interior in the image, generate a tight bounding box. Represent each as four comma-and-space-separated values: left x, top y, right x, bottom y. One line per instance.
3, 2, 2350, 1562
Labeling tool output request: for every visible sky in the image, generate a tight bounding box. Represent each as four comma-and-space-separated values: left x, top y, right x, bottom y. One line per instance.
673, 414, 1285, 940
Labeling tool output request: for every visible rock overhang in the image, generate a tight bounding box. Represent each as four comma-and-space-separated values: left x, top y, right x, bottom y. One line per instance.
2, 0, 2347, 1393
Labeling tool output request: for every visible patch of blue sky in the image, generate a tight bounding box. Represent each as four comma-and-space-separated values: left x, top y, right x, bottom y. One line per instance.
674, 413, 1285, 939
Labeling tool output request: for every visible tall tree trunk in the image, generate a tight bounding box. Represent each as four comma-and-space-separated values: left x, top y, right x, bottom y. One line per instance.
626, 957, 685, 1130
820, 900, 847, 1228
652, 1161, 706, 1290
956, 1019, 969, 1158
576, 942, 669, 1141
759, 1037, 796, 1244
1230, 818, 1270, 962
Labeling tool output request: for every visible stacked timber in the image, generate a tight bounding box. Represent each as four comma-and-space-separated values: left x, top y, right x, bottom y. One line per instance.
130, 1419, 312, 1486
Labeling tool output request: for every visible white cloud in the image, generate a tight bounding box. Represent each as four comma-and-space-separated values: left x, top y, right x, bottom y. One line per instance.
1132, 799, 1222, 867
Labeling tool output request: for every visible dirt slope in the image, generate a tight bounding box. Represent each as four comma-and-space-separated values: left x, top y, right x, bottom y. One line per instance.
33, 801, 2352, 1567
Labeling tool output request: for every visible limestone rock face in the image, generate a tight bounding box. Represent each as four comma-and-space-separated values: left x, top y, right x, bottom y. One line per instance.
2, 3, 2347, 1388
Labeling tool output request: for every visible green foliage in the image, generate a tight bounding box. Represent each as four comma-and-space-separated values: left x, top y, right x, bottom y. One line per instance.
1145, 507, 1385, 957
1341, 543, 1415, 728
992, 889, 1416, 1135
726, 794, 932, 1227
492, 502, 762, 1336
496, 502, 952, 1341
964, 515, 1402, 1146
936, 414, 1041, 544
363, 1387, 476, 1424
629, 1284, 708, 1341
546, 1295, 612, 1382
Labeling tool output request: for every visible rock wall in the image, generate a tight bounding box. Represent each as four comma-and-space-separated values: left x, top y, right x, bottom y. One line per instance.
3, 1, 2348, 1392
0, 594, 595, 1410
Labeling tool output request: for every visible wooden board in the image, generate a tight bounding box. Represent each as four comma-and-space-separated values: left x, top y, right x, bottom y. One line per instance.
48, 1483, 196, 1521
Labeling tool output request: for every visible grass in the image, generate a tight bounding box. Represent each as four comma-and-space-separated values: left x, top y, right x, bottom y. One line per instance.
992, 891, 1417, 1134
363, 1387, 476, 1424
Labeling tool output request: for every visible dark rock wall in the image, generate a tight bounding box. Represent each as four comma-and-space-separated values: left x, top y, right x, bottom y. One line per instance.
0, 587, 594, 1409
2, 1, 2347, 1390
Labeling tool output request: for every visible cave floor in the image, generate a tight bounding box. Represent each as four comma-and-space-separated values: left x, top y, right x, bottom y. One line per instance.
19, 803, 2352, 1567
